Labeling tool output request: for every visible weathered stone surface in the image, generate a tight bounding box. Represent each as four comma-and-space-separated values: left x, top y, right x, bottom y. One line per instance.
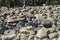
34, 14, 43, 20
26, 26, 34, 30
1, 30, 16, 39
49, 32, 58, 38
43, 20, 53, 28
20, 27, 27, 33
36, 27, 48, 38
28, 35, 35, 40
48, 28, 56, 33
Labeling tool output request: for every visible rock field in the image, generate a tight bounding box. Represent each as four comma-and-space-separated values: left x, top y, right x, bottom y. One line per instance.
0, 5, 60, 40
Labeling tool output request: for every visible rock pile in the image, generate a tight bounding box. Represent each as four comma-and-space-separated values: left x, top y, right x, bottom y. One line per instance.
0, 5, 60, 40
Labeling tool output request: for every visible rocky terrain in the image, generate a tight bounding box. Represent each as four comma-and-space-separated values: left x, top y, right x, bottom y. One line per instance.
0, 5, 60, 40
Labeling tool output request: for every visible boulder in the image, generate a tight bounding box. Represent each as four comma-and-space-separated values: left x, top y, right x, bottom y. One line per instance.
36, 27, 48, 38
52, 38, 57, 40
1, 30, 16, 39
26, 26, 33, 30
34, 14, 43, 20
28, 35, 35, 40
48, 28, 56, 33
20, 27, 27, 33
49, 32, 58, 39
43, 20, 53, 28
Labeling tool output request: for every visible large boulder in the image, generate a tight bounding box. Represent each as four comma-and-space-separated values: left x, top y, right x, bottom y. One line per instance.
47, 28, 56, 33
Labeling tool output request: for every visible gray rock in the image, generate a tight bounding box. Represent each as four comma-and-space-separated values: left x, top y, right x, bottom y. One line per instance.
26, 26, 34, 30
28, 35, 35, 40
43, 20, 53, 28
36, 27, 48, 38
48, 28, 56, 33
52, 38, 57, 40
49, 32, 58, 39
1, 30, 16, 39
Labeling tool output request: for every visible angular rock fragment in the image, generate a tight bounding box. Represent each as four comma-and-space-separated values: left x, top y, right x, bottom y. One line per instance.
36, 27, 48, 38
